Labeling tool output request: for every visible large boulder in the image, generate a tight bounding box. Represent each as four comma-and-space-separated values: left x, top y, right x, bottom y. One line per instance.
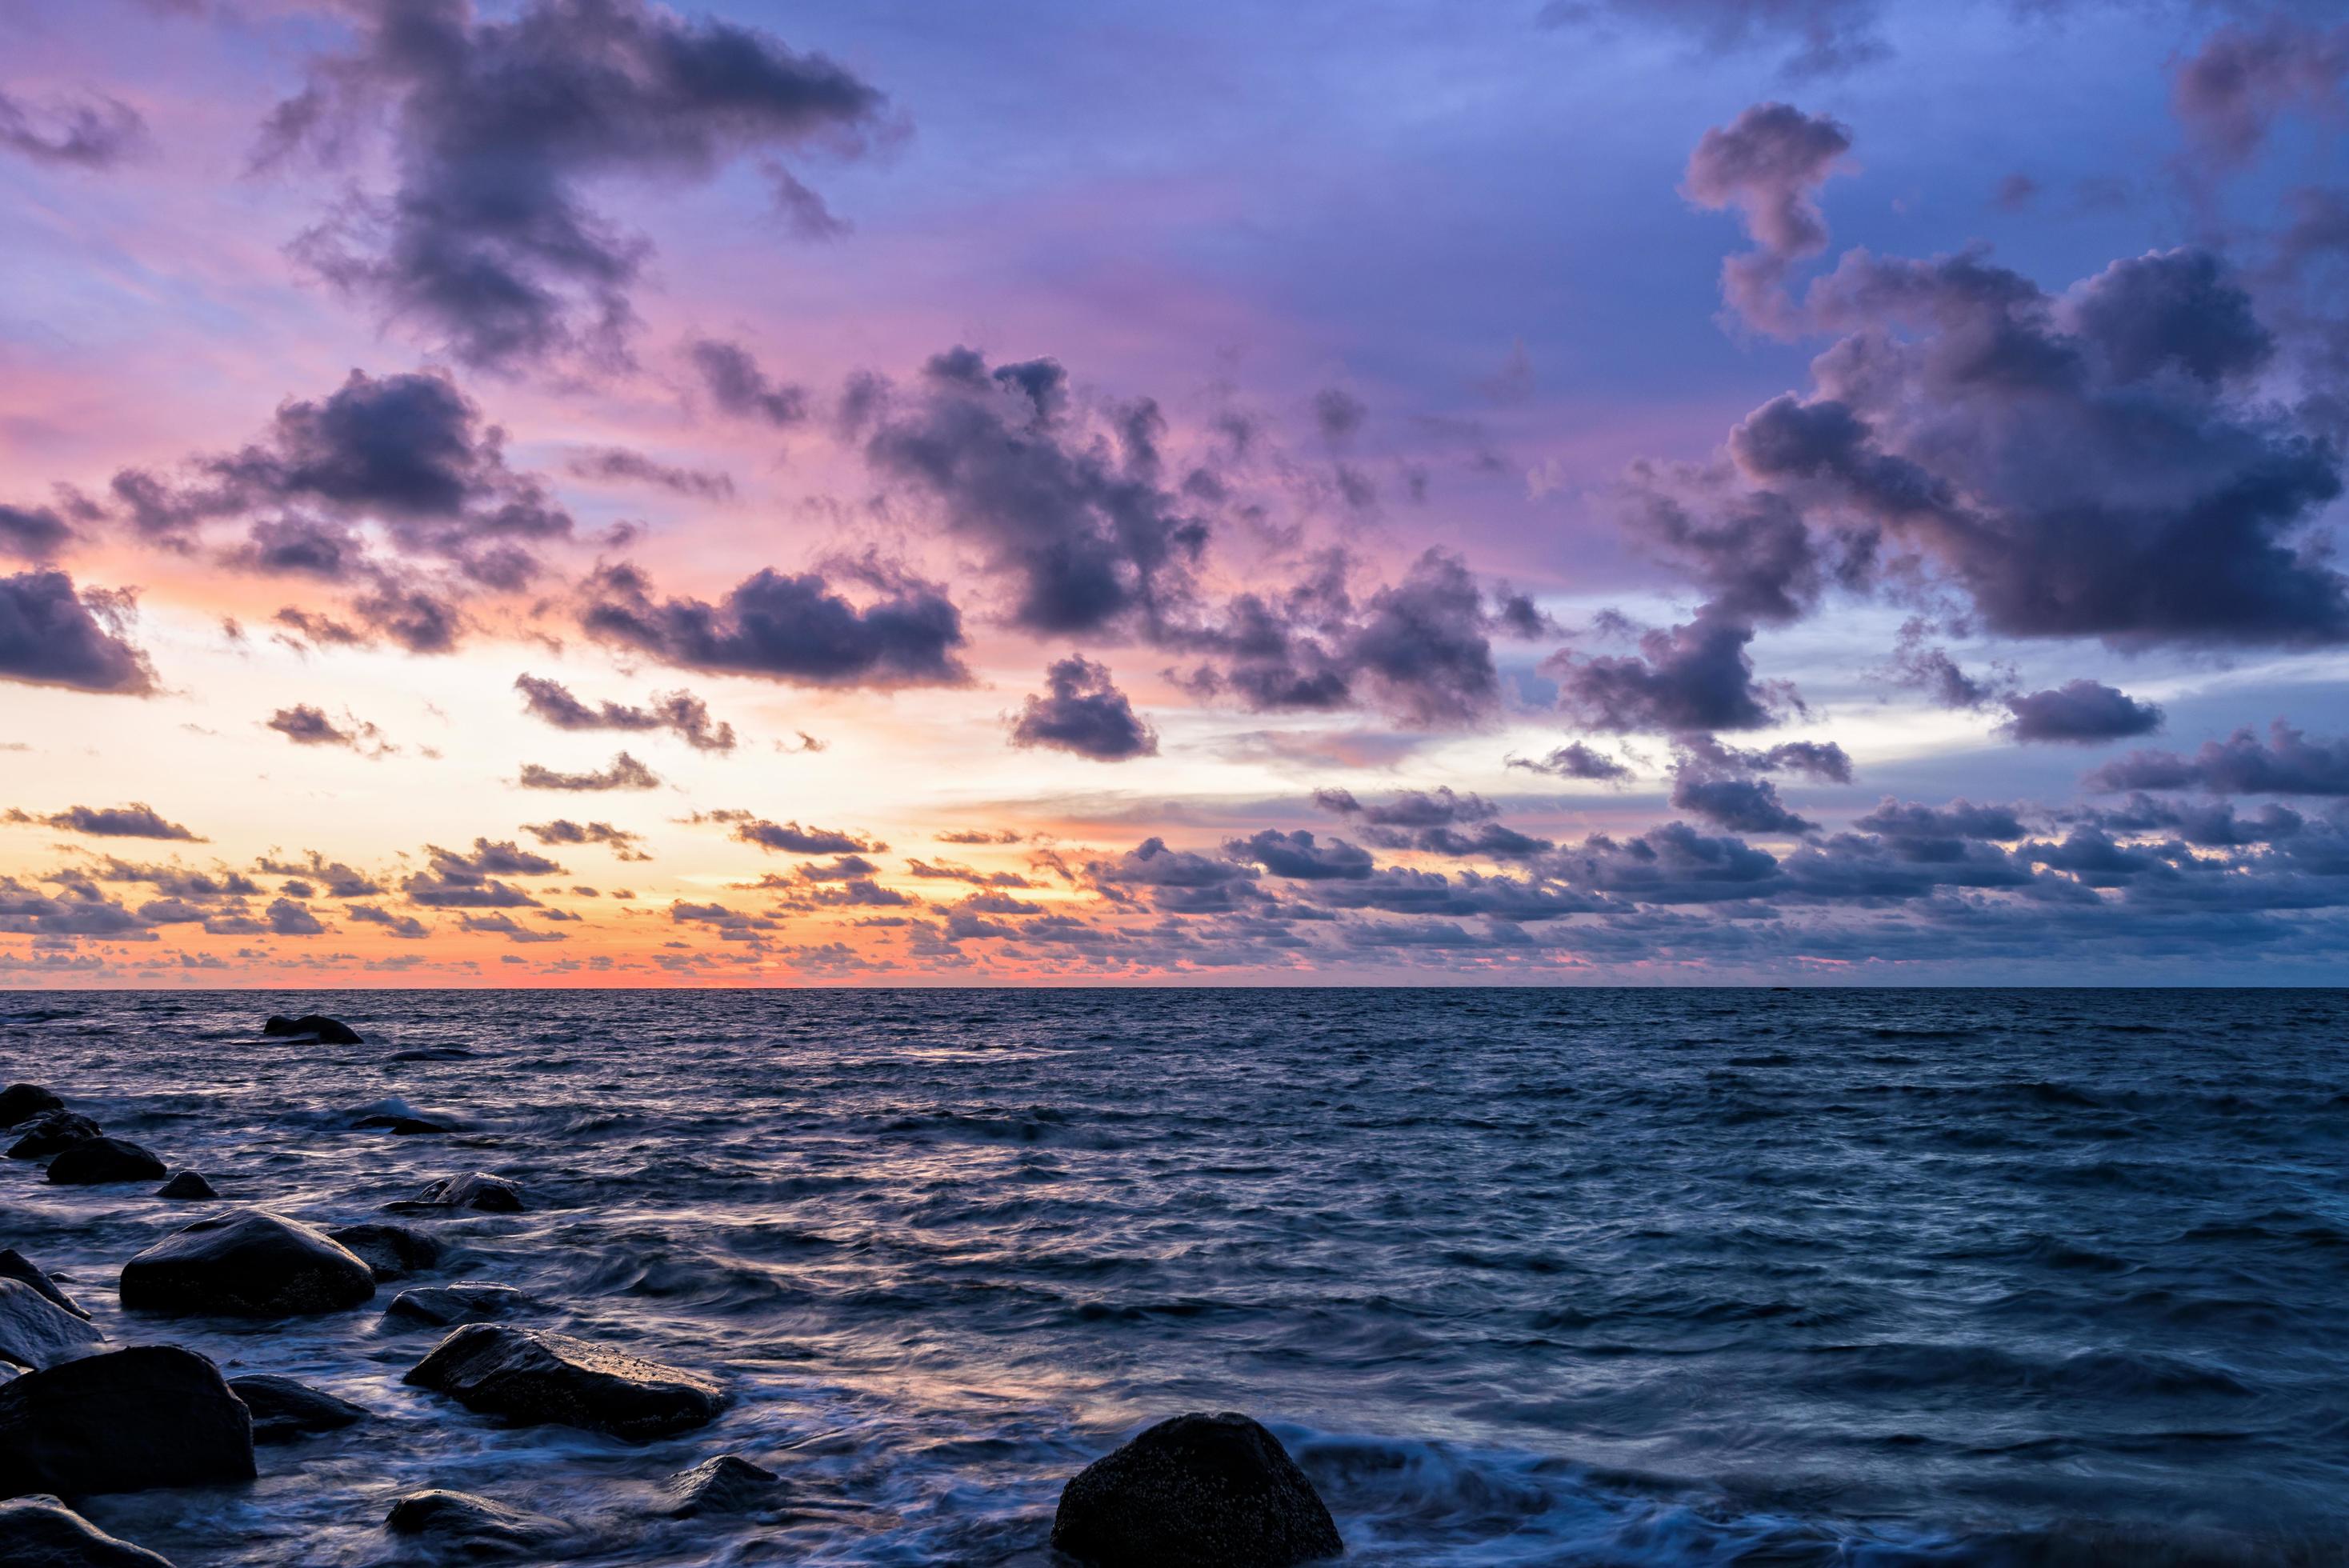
0, 1282, 104, 1372
662, 1454, 784, 1518
325, 1223, 441, 1282
262, 1014, 362, 1045
386, 1172, 523, 1214
404, 1325, 726, 1440
1050, 1412, 1344, 1568
7, 1114, 99, 1160
0, 1346, 254, 1498
226, 1376, 366, 1446
0, 1086, 62, 1129
118, 1210, 375, 1318
382, 1489, 569, 1558
0, 1494, 175, 1566
385, 1282, 526, 1328
46, 1139, 166, 1186
0, 1254, 86, 1322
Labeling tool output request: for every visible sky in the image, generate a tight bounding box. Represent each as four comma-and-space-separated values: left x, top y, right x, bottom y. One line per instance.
2, 0, 2348, 986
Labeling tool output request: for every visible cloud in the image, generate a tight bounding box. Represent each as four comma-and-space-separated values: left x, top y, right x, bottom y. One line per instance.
2171, 18, 2349, 166
1669, 772, 1815, 834
514, 673, 736, 751
348, 903, 429, 938
1008, 656, 1158, 761
261, 0, 893, 371
519, 818, 651, 860
1507, 742, 1635, 782
564, 446, 734, 501
580, 560, 967, 688
0, 504, 72, 562
1227, 828, 1376, 880
1683, 102, 1853, 332
266, 703, 394, 754
1547, 610, 1785, 733
1312, 786, 1496, 827
731, 819, 880, 854
266, 898, 327, 935
2000, 680, 2165, 744
2087, 721, 2349, 796
0, 88, 147, 168
400, 838, 557, 906
0, 570, 158, 694
516, 751, 661, 790
1312, 387, 1367, 445
688, 338, 810, 426
1540, 0, 1887, 78
24, 803, 202, 841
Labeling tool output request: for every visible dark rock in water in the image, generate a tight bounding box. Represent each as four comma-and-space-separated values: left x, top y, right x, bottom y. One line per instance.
154, 1171, 217, 1201
386, 1171, 523, 1214
46, 1138, 166, 1186
385, 1282, 525, 1327
7, 1114, 100, 1160
389, 1046, 474, 1062
351, 1114, 450, 1136
0, 1086, 62, 1129
404, 1324, 727, 1440
324, 1223, 442, 1282
118, 1209, 375, 1318
382, 1489, 569, 1558
662, 1454, 784, 1518
0, 1281, 104, 1373
1050, 1411, 1345, 1568
226, 1375, 366, 1446
0, 1345, 255, 1497
262, 1014, 362, 1045
0, 1494, 176, 1566
0, 1253, 87, 1322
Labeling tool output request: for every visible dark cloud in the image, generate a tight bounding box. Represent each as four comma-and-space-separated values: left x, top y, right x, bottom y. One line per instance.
1311, 387, 1367, 445
0, 570, 158, 694
0, 505, 72, 561
1852, 798, 2030, 855
514, 673, 736, 751
564, 447, 734, 501
1547, 610, 1786, 733
1678, 732, 1853, 782
1669, 772, 1815, 834
254, 851, 382, 897
266, 898, 327, 936
2088, 722, 2349, 796
348, 903, 430, 938
1683, 102, 1852, 331
580, 560, 967, 688
1540, 0, 1887, 78
20, 804, 198, 841
1312, 786, 1497, 827
400, 838, 556, 907
2000, 679, 2165, 744
688, 339, 809, 426
1007, 655, 1157, 761
266, 703, 392, 753
0, 88, 147, 168
2171, 18, 2349, 166
731, 819, 880, 854
519, 818, 650, 860
1507, 742, 1635, 782
904, 858, 1031, 888
516, 751, 661, 791
262, 0, 892, 370
1227, 828, 1376, 881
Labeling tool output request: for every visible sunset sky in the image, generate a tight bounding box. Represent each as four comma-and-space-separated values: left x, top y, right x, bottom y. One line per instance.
4, 0, 2348, 984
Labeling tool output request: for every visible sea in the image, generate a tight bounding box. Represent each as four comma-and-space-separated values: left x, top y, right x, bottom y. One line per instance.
4, 987, 2347, 1566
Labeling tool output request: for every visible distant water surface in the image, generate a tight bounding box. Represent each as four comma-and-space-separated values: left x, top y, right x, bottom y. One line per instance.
5, 988, 2348, 1565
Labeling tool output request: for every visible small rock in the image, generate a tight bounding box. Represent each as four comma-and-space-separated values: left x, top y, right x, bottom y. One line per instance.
384, 1282, 526, 1327
0, 1086, 62, 1129
0, 1280, 104, 1373
1050, 1411, 1345, 1568
0, 1494, 176, 1566
118, 1209, 376, 1318
0, 1252, 88, 1322
325, 1223, 442, 1282
154, 1171, 218, 1201
6, 1114, 100, 1160
386, 1172, 523, 1214
226, 1374, 367, 1446
382, 1489, 569, 1558
261, 1014, 362, 1045
0, 1345, 255, 1497
404, 1324, 726, 1440
351, 1114, 450, 1135
46, 1138, 166, 1186
662, 1454, 784, 1518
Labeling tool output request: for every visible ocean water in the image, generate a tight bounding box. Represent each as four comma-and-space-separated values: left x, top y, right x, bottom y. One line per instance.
5, 987, 2348, 1566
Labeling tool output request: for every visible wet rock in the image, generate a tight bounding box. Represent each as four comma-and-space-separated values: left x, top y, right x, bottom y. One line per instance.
0, 1086, 62, 1129
118, 1210, 375, 1318
382, 1489, 569, 1558
262, 1014, 362, 1045
0, 1345, 254, 1498
404, 1324, 727, 1440
0, 1254, 87, 1322
0, 1282, 104, 1373
352, 1114, 450, 1136
46, 1138, 166, 1186
384, 1282, 526, 1327
1050, 1411, 1344, 1568
154, 1171, 217, 1201
386, 1172, 523, 1214
226, 1375, 366, 1446
6, 1114, 100, 1160
325, 1223, 442, 1282
0, 1494, 176, 1566
662, 1454, 784, 1518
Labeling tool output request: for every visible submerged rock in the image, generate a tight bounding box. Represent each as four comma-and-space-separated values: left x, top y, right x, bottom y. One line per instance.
351, 1114, 450, 1136
0, 1345, 254, 1497
0, 1281, 104, 1373
1050, 1412, 1344, 1568
0, 1253, 87, 1322
226, 1375, 366, 1446
118, 1210, 375, 1318
325, 1223, 442, 1282
0, 1086, 62, 1129
404, 1324, 726, 1440
386, 1172, 523, 1214
662, 1454, 784, 1518
382, 1489, 569, 1558
385, 1282, 526, 1327
7, 1114, 99, 1160
46, 1138, 166, 1186
154, 1171, 217, 1201
262, 1014, 362, 1045
0, 1494, 176, 1566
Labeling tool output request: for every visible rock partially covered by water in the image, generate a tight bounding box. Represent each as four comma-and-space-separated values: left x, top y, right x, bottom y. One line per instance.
352, 1114, 449, 1136
0, 1086, 62, 1129
325, 1223, 442, 1282
118, 1210, 375, 1318
0, 1494, 176, 1566
404, 1325, 727, 1440
262, 1014, 362, 1045
154, 1172, 217, 1201
662, 1454, 784, 1518
1051, 1412, 1345, 1568
383, 1490, 570, 1558
387, 1172, 523, 1214
226, 1375, 366, 1446
0, 1281, 104, 1372
0, 1345, 255, 1498
0, 1253, 87, 1322
46, 1138, 166, 1186
385, 1282, 526, 1327
7, 1114, 99, 1160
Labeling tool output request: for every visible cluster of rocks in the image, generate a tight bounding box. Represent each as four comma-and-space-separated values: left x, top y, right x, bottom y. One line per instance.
4, 1082, 208, 1198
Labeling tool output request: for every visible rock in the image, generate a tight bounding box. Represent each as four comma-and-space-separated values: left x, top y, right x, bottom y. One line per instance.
0, 1345, 254, 1498
226, 1375, 366, 1446
662, 1454, 783, 1518
351, 1114, 449, 1135
7, 1114, 100, 1160
118, 1209, 375, 1318
0, 1254, 87, 1322
325, 1223, 442, 1282
0, 1494, 176, 1566
0, 1086, 62, 1129
386, 1172, 523, 1214
46, 1138, 166, 1186
384, 1282, 526, 1327
404, 1325, 726, 1440
1050, 1412, 1344, 1568
382, 1489, 569, 1558
0, 1282, 103, 1373
154, 1171, 217, 1201
261, 1014, 362, 1045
